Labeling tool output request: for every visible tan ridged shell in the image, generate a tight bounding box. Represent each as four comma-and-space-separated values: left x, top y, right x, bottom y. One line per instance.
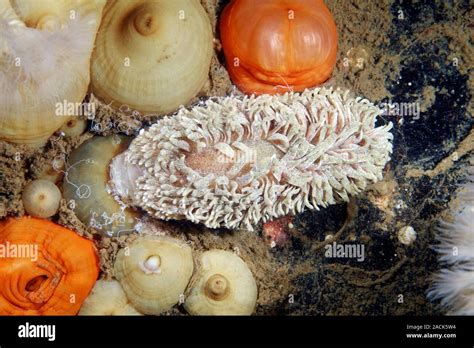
0, 0, 104, 147
90, 0, 213, 116
79, 280, 142, 315
114, 235, 194, 315
63, 136, 140, 236
184, 250, 257, 315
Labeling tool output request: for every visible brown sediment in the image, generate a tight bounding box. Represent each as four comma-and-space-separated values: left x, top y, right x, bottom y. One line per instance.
324, 256, 407, 288
366, 172, 399, 231
406, 128, 474, 178
327, 0, 400, 101
419, 85, 437, 113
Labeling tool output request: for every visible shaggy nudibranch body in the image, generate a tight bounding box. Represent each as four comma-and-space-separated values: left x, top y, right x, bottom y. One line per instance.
428, 168, 474, 315
111, 87, 393, 230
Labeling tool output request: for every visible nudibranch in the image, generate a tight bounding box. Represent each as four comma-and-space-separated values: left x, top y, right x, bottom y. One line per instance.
428, 164, 474, 314
110, 87, 393, 230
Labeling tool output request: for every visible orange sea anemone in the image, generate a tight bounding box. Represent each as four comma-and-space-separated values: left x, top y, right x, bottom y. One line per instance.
0, 217, 99, 315
220, 0, 338, 95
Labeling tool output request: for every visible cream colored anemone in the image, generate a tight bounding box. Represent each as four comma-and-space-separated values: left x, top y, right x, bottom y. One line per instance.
114, 235, 194, 315
184, 250, 257, 315
90, 0, 213, 116
79, 279, 142, 316
428, 164, 474, 314
0, 0, 105, 147
59, 118, 88, 138
62, 136, 140, 236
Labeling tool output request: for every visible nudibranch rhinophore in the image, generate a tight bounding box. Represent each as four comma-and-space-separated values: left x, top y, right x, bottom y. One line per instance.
428, 165, 474, 314
110, 87, 393, 230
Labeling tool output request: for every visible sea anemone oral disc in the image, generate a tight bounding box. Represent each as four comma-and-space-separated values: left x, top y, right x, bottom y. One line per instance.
22, 179, 61, 218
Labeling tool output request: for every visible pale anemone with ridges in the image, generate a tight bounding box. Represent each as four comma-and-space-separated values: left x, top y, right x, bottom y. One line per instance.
110, 87, 393, 230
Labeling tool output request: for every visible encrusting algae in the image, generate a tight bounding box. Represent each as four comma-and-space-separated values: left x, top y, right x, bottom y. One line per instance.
110, 87, 393, 230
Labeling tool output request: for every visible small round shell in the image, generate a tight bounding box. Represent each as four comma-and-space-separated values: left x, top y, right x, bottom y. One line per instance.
22, 179, 61, 218
79, 280, 142, 316
63, 136, 140, 236
398, 226, 416, 245
114, 235, 194, 315
90, 0, 213, 116
184, 249, 257, 315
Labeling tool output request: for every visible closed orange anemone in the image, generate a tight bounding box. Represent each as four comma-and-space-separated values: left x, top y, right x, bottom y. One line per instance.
220, 0, 338, 95
0, 217, 99, 315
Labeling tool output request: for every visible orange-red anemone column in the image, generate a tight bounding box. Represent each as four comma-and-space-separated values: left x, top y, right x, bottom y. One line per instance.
220, 0, 338, 95
0, 217, 99, 315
